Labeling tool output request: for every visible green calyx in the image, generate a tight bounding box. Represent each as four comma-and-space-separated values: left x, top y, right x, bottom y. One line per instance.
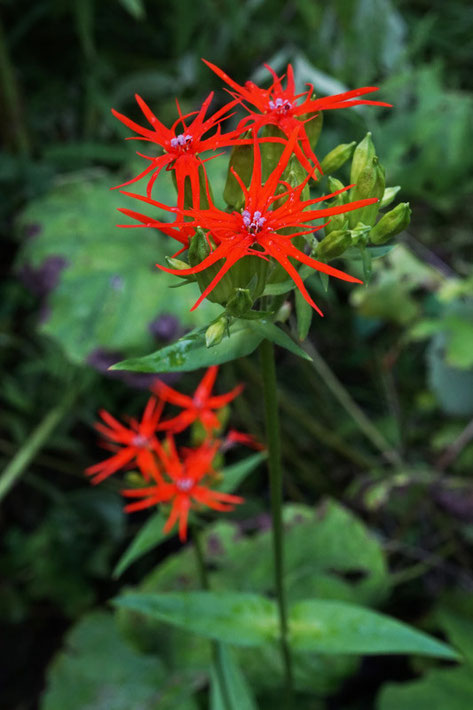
316, 229, 352, 260
370, 202, 411, 244
320, 141, 356, 176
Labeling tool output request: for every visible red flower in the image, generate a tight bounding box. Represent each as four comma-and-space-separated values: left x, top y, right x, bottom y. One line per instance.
153, 365, 243, 434
85, 397, 164, 485
122, 130, 377, 314
203, 59, 391, 174
112, 91, 244, 207
223, 429, 265, 451
122, 435, 243, 541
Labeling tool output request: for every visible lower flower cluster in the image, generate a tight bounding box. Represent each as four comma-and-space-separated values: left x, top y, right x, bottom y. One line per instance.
85, 366, 261, 540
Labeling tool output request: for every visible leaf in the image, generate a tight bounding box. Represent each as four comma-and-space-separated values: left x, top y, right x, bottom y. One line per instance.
378, 668, 473, 710
41, 612, 198, 710
247, 320, 312, 361
289, 599, 458, 659
113, 591, 278, 647
15, 173, 219, 364
113, 512, 169, 579
210, 644, 259, 710
295, 290, 313, 341
118, 0, 146, 20
112, 319, 264, 373
428, 333, 473, 416
217, 452, 267, 494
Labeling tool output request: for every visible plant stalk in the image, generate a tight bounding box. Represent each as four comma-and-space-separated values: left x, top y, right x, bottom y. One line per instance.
259, 338, 294, 704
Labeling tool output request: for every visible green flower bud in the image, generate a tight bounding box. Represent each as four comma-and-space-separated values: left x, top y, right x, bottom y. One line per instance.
320, 141, 356, 175
261, 124, 286, 181
302, 110, 323, 150
380, 186, 401, 209
226, 288, 253, 317
350, 222, 371, 246
350, 132, 375, 185
325, 176, 348, 234
189, 227, 233, 305
205, 316, 228, 348
316, 229, 352, 260
223, 131, 253, 210
349, 156, 385, 228
370, 202, 411, 244
165, 256, 196, 281
278, 155, 309, 202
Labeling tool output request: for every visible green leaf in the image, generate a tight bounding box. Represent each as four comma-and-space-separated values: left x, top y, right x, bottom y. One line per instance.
113, 512, 169, 579
41, 612, 198, 710
112, 319, 264, 373
210, 644, 259, 710
247, 320, 312, 361
118, 0, 146, 20
378, 668, 473, 710
217, 452, 267, 494
295, 290, 313, 341
289, 599, 458, 659
15, 173, 218, 364
113, 591, 278, 647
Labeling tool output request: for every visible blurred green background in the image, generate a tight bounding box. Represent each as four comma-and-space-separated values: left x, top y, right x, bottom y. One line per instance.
1, 1, 473, 708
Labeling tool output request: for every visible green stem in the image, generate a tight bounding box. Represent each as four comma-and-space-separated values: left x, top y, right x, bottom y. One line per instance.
192, 527, 232, 710
0, 389, 76, 502
303, 340, 403, 466
259, 339, 293, 704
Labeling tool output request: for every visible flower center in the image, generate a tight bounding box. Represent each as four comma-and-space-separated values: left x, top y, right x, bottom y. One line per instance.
176, 476, 194, 492
242, 210, 266, 235
268, 98, 292, 114
170, 133, 193, 151
132, 434, 149, 448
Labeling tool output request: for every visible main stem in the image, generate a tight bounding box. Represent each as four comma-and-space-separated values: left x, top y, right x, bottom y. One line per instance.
259, 339, 293, 703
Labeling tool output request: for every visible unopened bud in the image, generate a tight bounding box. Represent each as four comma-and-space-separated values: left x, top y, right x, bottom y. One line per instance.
320, 141, 356, 175
189, 228, 233, 305
205, 317, 228, 348
317, 229, 352, 260
261, 124, 286, 181
302, 110, 323, 150
226, 288, 253, 317
224, 131, 253, 210
370, 202, 411, 244
380, 186, 401, 209
350, 132, 375, 185
275, 301, 292, 323
325, 176, 348, 234
165, 256, 191, 271
349, 156, 385, 228
350, 222, 371, 246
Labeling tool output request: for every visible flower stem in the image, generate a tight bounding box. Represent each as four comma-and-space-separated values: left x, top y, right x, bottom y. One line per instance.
259, 338, 294, 704
192, 526, 233, 710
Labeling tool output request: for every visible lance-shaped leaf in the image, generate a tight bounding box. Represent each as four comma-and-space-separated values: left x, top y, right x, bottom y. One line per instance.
113, 591, 278, 646
289, 599, 459, 659
210, 644, 259, 710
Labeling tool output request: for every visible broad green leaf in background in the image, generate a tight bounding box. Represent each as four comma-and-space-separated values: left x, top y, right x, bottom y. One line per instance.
114, 591, 278, 647
15, 173, 219, 364
118, 0, 146, 20
289, 599, 458, 659
210, 644, 259, 710
41, 612, 198, 710
378, 668, 473, 710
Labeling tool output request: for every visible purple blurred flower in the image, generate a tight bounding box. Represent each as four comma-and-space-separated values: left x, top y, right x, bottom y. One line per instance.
18, 256, 68, 297
148, 313, 182, 343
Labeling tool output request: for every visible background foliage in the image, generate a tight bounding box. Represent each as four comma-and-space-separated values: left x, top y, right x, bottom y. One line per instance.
1, 0, 473, 708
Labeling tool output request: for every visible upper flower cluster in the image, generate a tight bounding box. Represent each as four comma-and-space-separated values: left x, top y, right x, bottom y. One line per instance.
113, 60, 390, 315
85, 367, 260, 540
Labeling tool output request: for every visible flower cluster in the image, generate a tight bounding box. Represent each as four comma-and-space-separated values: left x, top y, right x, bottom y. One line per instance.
85, 367, 260, 540
114, 60, 390, 315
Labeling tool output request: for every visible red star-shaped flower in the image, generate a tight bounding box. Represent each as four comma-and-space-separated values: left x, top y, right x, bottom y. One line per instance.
152, 365, 244, 434
203, 59, 391, 174
122, 435, 243, 541
85, 397, 164, 485
121, 130, 378, 314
